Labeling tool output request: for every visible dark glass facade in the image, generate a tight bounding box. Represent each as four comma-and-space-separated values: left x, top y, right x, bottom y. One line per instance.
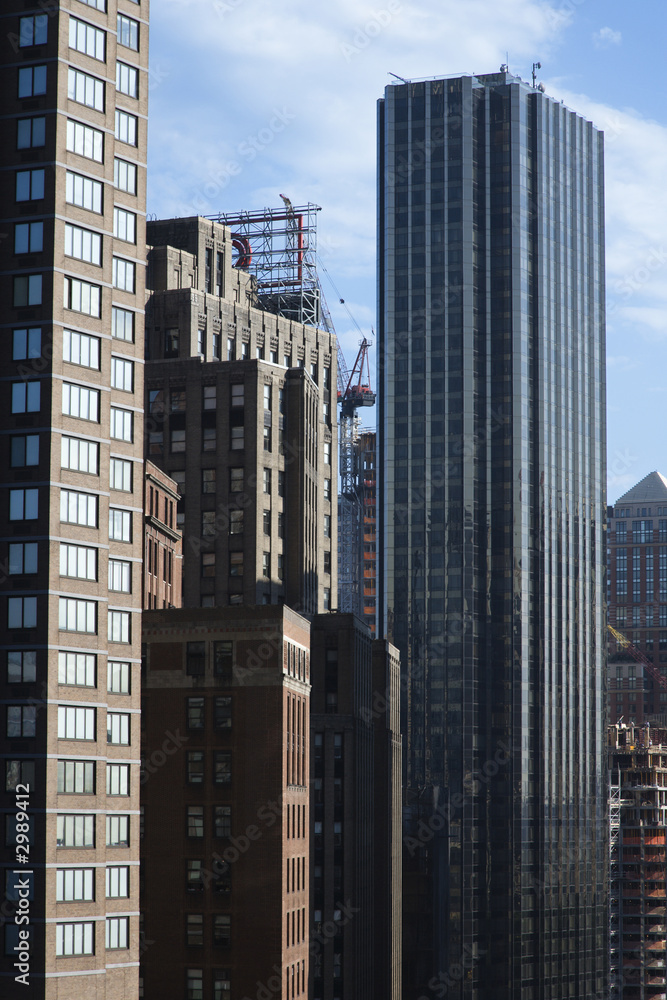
378, 73, 607, 999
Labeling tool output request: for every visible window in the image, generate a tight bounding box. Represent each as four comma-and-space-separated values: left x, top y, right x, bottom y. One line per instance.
67, 68, 104, 112
107, 763, 129, 796
64, 330, 100, 368
202, 469, 216, 494
324, 478, 331, 501
278, 471, 285, 497
108, 611, 131, 644
18, 65, 47, 98
203, 427, 216, 451
203, 385, 216, 409
59, 598, 96, 634
110, 406, 133, 442
67, 119, 103, 161
229, 468, 243, 492
62, 383, 100, 421
6, 760, 35, 792
214, 972, 231, 1000
16, 169, 45, 201
231, 384, 244, 407
113, 207, 136, 243
213, 806, 231, 838
117, 13, 139, 49
323, 551, 331, 575
165, 329, 179, 357
10, 434, 39, 469
15, 221, 43, 253
187, 969, 203, 1000
56, 922, 94, 956
65, 223, 101, 265
57, 814, 94, 848
61, 436, 99, 473
188, 806, 204, 838
109, 559, 131, 592
59, 543, 97, 580
19, 15, 48, 47
9, 488, 38, 520
213, 915, 231, 947
7, 705, 36, 737
187, 642, 206, 677
187, 752, 204, 784
324, 514, 331, 538
7, 650, 36, 684
110, 458, 132, 492
263, 425, 271, 452
106, 866, 129, 898
108, 661, 131, 694
114, 158, 137, 194
112, 306, 135, 341
6, 525, 34, 558
263, 510, 271, 535
202, 552, 215, 577
57, 760, 95, 794
12, 381, 40, 413
112, 257, 135, 293
60, 490, 97, 527
109, 508, 132, 541
278, 513, 284, 539
13, 327, 41, 360
106, 814, 129, 847
230, 426, 244, 451
186, 860, 203, 892
7, 598, 37, 630
229, 510, 243, 534
106, 916, 129, 950
324, 441, 331, 465
69, 16, 105, 59
13, 275, 42, 306
78, 0, 106, 10
214, 752, 231, 785
115, 109, 137, 145
229, 552, 243, 576
17, 116, 45, 149
214, 697, 231, 730
263, 468, 271, 493
263, 384, 272, 410
63, 277, 102, 317
58, 706, 95, 740
116, 62, 138, 98
171, 429, 186, 453
187, 914, 204, 947
262, 552, 270, 579
277, 554, 284, 581
58, 652, 95, 687
187, 698, 204, 730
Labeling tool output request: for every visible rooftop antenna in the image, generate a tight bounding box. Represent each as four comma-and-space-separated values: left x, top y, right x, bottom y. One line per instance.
389, 72, 409, 84
532, 61, 541, 88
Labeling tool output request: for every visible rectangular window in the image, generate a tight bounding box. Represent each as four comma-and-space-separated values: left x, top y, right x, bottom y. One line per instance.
9, 488, 39, 520
59, 542, 97, 580
263, 510, 271, 535
117, 14, 139, 49
77, 0, 106, 10
60, 489, 97, 527
56, 868, 94, 902
213, 915, 231, 947
114, 157, 137, 194
106, 763, 130, 796
115, 109, 137, 145
16, 169, 45, 202
13, 327, 41, 360
324, 514, 331, 538
116, 61, 138, 97
110, 406, 133, 442
12, 381, 40, 414
57, 814, 95, 848
66, 119, 103, 161
203, 427, 216, 451
65, 223, 102, 265
109, 508, 132, 541
187, 969, 203, 1000
324, 441, 331, 465
214, 973, 231, 1000
214, 752, 232, 785
62, 383, 99, 422
230, 426, 244, 450
107, 713, 130, 745
106, 866, 129, 898
106, 916, 129, 950
263, 468, 271, 493
19, 15, 48, 47
64, 276, 102, 317
18, 65, 47, 98
109, 558, 131, 592
108, 610, 131, 644
171, 429, 186, 453
187, 642, 206, 677
7, 704, 36, 736
13, 274, 42, 306
187, 697, 204, 730
17, 116, 45, 149
56, 922, 94, 956
58, 652, 95, 687
112, 257, 135, 293
187, 751, 204, 784
108, 660, 131, 694
58, 706, 95, 740
213, 806, 231, 838
69, 16, 105, 59
15, 221, 43, 254
187, 806, 204, 838
64, 330, 100, 368
106, 814, 129, 847
61, 435, 99, 473
67, 68, 104, 112
202, 469, 216, 494
8, 543, 38, 576
201, 552, 215, 577
187, 913, 204, 947
7, 651, 36, 684
7, 598, 37, 630
66, 171, 103, 212
214, 697, 231, 730
58, 598, 96, 634
110, 457, 132, 492
11, 435, 39, 468
57, 760, 95, 795
113, 207, 136, 243
112, 306, 135, 341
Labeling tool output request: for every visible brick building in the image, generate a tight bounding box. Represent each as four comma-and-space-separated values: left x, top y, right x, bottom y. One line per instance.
140, 605, 310, 1000
0, 2, 149, 996
143, 459, 182, 610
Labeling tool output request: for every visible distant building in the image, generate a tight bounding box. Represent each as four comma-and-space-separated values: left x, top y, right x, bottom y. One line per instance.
141, 605, 311, 1000
608, 472, 667, 723
143, 459, 183, 609
337, 430, 378, 634
609, 722, 667, 998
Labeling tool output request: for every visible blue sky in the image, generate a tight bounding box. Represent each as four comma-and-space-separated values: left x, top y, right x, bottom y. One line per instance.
147, 0, 667, 502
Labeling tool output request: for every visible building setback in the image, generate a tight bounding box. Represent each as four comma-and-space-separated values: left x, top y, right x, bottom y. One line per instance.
378, 72, 607, 998
141, 605, 311, 1000
0, 2, 149, 997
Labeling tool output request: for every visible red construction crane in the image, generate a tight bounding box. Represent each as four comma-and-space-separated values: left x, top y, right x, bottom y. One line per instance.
608, 624, 667, 691
337, 337, 375, 417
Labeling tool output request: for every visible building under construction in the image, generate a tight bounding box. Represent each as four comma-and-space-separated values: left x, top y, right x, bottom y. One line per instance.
609, 722, 667, 1000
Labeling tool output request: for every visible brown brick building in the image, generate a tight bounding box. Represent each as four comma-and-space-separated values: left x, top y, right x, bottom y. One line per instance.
143, 459, 182, 610
0, 2, 148, 996
141, 605, 311, 1000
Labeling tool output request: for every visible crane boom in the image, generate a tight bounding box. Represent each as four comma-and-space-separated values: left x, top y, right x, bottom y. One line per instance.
608, 624, 667, 691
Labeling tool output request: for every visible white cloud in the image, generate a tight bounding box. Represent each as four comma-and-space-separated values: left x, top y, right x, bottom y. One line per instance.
593, 26, 622, 49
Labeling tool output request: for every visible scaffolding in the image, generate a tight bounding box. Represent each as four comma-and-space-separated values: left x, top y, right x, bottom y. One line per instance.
207, 201, 327, 329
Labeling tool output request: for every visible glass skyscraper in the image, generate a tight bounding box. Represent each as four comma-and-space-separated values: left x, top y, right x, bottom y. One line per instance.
378, 71, 607, 999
